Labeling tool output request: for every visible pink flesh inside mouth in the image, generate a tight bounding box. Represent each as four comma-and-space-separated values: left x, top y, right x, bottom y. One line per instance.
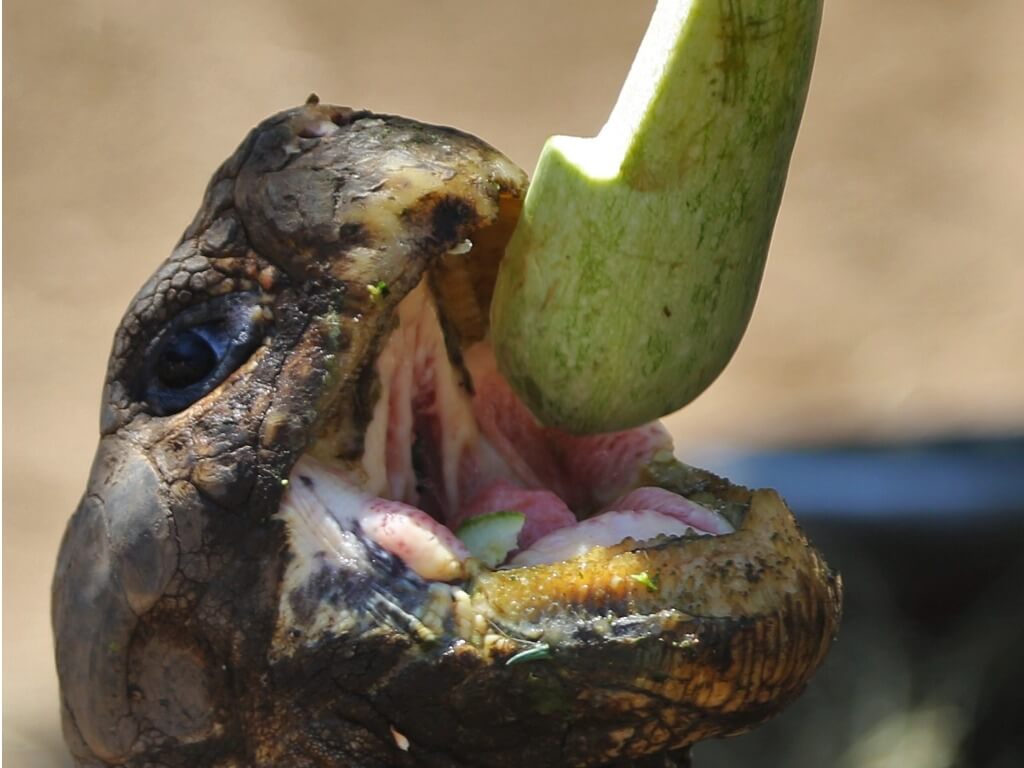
280, 282, 734, 582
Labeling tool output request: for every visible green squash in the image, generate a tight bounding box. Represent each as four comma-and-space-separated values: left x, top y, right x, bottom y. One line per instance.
491, 0, 823, 433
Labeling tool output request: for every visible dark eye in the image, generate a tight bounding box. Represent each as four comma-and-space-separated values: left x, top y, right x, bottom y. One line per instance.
141, 293, 266, 415
155, 329, 218, 389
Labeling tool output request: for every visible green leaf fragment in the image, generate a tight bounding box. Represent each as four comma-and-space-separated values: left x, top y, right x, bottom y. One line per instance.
630, 571, 660, 593
506, 643, 552, 666
367, 281, 390, 301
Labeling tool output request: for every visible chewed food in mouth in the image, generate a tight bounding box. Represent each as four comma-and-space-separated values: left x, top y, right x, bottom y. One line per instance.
52, 100, 840, 768
280, 284, 734, 582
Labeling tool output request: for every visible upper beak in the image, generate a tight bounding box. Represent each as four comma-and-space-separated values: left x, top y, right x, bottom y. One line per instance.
225, 100, 527, 313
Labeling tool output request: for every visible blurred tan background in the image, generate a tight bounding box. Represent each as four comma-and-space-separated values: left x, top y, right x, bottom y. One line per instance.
4, 1, 1023, 765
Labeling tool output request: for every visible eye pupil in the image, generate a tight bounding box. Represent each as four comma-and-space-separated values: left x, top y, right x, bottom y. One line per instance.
155, 329, 217, 389
141, 293, 265, 416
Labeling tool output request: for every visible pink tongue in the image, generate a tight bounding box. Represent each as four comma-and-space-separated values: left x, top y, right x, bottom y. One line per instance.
509, 509, 701, 568
453, 483, 736, 556
608, 487, 736, 536
464, 344, 673, 511
455, 481, 576, 548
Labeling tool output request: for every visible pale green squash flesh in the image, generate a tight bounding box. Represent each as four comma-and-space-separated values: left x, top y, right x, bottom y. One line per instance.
491, 0, 824, 433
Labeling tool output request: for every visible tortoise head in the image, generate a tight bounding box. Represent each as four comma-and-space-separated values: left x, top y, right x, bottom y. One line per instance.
52, 100, 840, 768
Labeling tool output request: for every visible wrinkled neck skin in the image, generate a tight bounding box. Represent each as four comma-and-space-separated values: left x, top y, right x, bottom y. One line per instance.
52, 102, 841, 768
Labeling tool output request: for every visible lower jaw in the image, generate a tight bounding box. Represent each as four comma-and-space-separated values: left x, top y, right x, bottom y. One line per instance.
273, 447, 835, 656
268, 463, 840, 763
271, 452, 730, 647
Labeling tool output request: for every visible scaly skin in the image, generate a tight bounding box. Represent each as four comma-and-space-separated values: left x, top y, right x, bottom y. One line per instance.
52, 100, 841, 768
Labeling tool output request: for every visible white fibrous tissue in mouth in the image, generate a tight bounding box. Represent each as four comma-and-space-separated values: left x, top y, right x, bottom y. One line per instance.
281, 282, 734, 581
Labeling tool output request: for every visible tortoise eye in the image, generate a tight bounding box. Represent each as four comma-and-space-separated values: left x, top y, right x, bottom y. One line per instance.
155, 329, 218, 389
141, 293, 266, 415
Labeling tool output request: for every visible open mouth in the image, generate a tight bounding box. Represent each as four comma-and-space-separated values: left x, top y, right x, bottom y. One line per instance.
278, 280, 743, 587
222, 107, 841, 764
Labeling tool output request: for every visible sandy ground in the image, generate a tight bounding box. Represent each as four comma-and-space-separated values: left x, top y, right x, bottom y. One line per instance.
4, 1, 1023, 764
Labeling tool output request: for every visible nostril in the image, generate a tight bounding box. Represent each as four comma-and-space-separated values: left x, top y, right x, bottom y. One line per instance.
331, 108, 369, 127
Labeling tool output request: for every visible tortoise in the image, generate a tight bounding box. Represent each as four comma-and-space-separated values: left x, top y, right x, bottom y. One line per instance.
52, 99, 841, 767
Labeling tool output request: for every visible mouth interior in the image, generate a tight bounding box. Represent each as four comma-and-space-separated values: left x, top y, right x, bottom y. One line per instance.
286, 281, 736, 582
